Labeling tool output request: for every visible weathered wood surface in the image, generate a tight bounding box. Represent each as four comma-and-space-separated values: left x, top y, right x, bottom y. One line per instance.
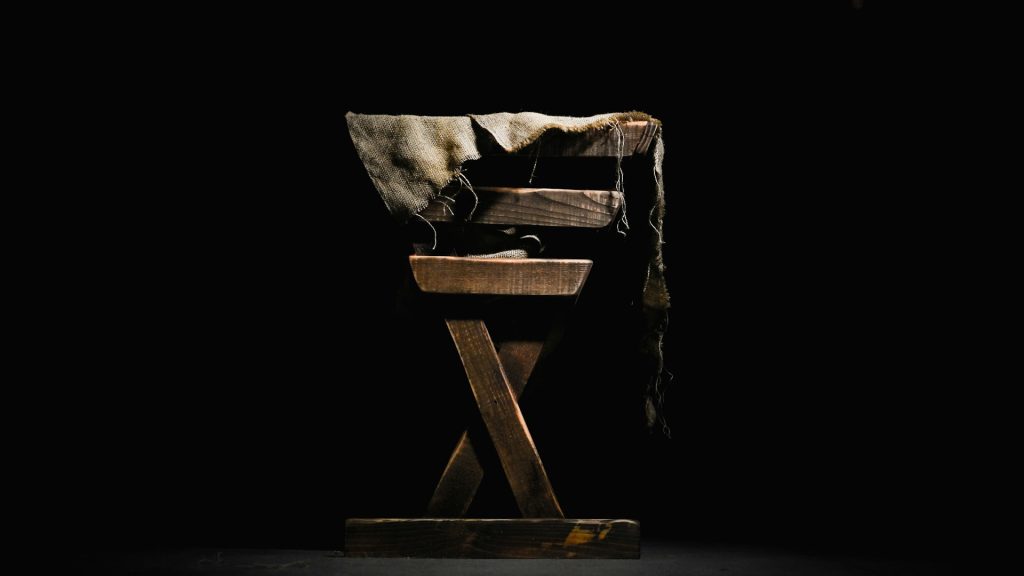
409, 256, 592, 296
446, 319, 563, 518
482, 120, 658, 158
427, 339, 545, 517
495, 340, 545, 397
345, 518, 640, 559
419, 186, 622, 228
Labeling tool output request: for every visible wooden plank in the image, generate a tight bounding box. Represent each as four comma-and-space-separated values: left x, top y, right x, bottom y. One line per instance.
483, 121, 657, 157
345, 518, 640, 559
409, 256, 591, 296
446, 319, 563, 518
426, 428, 483, 517
419, 187, 622, 228
427, 339, 545, 516
496, 340, 545, 396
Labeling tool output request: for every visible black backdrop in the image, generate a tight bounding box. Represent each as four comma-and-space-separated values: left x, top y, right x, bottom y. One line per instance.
65, 2, 956, 562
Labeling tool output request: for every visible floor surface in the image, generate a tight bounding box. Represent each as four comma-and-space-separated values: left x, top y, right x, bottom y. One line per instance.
78, 540, 951, 575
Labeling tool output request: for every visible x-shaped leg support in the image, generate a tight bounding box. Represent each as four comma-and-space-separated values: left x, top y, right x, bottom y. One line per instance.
428, 318, 564, 518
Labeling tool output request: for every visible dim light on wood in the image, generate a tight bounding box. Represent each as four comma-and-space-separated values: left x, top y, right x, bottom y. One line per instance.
409, 256, 592, 296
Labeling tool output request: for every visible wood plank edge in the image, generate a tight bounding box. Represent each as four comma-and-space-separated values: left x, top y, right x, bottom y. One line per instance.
408, 256, 593, 297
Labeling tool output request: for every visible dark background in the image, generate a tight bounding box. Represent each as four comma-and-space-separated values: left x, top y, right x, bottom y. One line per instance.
64, 1, 956, 564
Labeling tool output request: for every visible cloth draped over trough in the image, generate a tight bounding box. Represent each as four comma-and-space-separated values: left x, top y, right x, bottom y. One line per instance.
345, 111, 670, 433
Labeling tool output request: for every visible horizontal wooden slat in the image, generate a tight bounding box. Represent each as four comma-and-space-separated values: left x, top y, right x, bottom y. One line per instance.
345, 518, 640, 559
419, 186, 622, 227
484, 121, 658, 157
409, 256, 592, 296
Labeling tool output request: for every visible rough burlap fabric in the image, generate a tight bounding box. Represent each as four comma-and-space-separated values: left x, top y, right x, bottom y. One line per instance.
345, 111, 670, 432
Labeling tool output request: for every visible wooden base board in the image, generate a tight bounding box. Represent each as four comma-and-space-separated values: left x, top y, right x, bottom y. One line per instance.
345, 518, 640, 559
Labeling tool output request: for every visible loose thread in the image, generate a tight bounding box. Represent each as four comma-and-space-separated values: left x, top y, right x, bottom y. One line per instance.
614, 124, 630, 236
456, 171, 478, 221
528, 133, 544, 184
519, 234, 543, 255
438, 194, 457, 216
659, 368, 673, 438
648, 138, 664, 246
614, 124, 625, 192
648, 203, 663, 245
617, 193, 630, 237
412, 212, 437, 251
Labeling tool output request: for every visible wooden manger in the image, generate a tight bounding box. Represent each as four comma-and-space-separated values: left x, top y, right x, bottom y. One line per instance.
346, 120, 659, 559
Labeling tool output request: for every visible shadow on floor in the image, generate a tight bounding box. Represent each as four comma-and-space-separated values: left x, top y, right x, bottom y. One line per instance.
78, 540, 951, 576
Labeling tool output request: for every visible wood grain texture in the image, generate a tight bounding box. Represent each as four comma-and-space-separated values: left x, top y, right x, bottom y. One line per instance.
446, 319, 563, 518
496, 340, 545, 397
419, 186, 622, 228
427, 339, 545, 516
426, 429, 483, 518
409, 256, 592, 296
482, 121, 658, 157
345, 518, 640, 559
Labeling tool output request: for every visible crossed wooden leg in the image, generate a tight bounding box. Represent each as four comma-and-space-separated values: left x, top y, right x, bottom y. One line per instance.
429, 319, 562, 518
345, 255, 639, 558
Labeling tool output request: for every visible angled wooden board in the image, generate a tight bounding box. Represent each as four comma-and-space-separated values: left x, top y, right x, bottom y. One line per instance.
409, 256, 592, 296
